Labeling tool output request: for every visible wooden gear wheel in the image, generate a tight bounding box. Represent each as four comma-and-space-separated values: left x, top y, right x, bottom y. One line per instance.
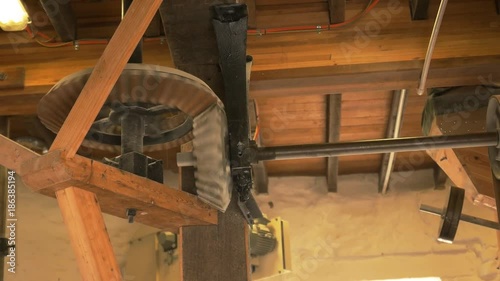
37, 63, 224, 153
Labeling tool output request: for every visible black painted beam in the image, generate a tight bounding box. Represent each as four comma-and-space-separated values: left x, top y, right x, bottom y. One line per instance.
328, 0, 346, 24
39, 0, 76, 42
409, 0, 430, 20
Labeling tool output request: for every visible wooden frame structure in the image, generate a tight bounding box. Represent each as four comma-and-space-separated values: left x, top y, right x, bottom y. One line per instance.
0, 1, 220, 280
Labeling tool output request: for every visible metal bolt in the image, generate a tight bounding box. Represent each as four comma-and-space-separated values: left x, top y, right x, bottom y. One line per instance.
0, 73, 7, 81
126, 208, 137, 223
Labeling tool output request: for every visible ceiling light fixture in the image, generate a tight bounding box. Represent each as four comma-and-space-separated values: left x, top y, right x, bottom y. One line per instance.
0, 0, 30, 32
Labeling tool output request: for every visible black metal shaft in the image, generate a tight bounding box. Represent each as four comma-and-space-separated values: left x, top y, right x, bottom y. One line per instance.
257, 132, 498, 161
121, 113, 145, 154
420, 204, 500, 230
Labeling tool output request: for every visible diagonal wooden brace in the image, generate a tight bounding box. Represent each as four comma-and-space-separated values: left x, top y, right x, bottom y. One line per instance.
0, 134, 39, 173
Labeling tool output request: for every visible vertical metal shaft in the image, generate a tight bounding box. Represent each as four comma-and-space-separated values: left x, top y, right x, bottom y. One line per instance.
121, 113, 145, 154
0, 117, 9, 281
417, 0, 448, 95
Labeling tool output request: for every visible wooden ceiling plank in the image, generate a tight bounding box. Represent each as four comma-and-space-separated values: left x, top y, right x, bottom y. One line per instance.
250, 55, 500, 98
49, 0, 164, 158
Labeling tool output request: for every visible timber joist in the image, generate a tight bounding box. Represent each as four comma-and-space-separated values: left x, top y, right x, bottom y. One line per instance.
0, 136, 217, 231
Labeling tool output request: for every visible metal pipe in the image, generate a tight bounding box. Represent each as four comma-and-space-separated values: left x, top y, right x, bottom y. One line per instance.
380, 89, 407, 194
257, 132, 498, 161
420, 204, 500, 230
417, 0, 448, 96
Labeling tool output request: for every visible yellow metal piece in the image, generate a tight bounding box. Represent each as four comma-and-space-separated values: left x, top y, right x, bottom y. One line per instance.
252, 217, 292, 280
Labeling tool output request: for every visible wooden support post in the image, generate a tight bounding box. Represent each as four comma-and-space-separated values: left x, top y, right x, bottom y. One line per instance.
56, 187, 122, 281
328, 0, 345, 24
326, 94, 341, 192
50, 0, 163, 158
179, 153, 250, 281
409, 0, 430, 20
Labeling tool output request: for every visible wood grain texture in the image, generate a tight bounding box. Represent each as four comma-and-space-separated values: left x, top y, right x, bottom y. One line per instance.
0, 67, 24, 90
50, 0, 164, 157
20, 151, 217, 231
425, 120, 479, 203
0, 134, 39, 173
56, 187, 122, 281
250, 55, 500, 97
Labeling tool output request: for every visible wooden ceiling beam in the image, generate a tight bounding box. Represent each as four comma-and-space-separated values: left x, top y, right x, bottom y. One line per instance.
19, 151, 217, 231
250, 55, 500, 98
3, 54, 500, 116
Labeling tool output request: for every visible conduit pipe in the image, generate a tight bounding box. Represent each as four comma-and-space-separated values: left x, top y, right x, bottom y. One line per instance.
380, 89, 407, 194
417, 0, 449, 96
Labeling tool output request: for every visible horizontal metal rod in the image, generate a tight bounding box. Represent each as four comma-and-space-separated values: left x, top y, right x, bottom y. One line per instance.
257, 132, 498, 161
420, 204, 500, 230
